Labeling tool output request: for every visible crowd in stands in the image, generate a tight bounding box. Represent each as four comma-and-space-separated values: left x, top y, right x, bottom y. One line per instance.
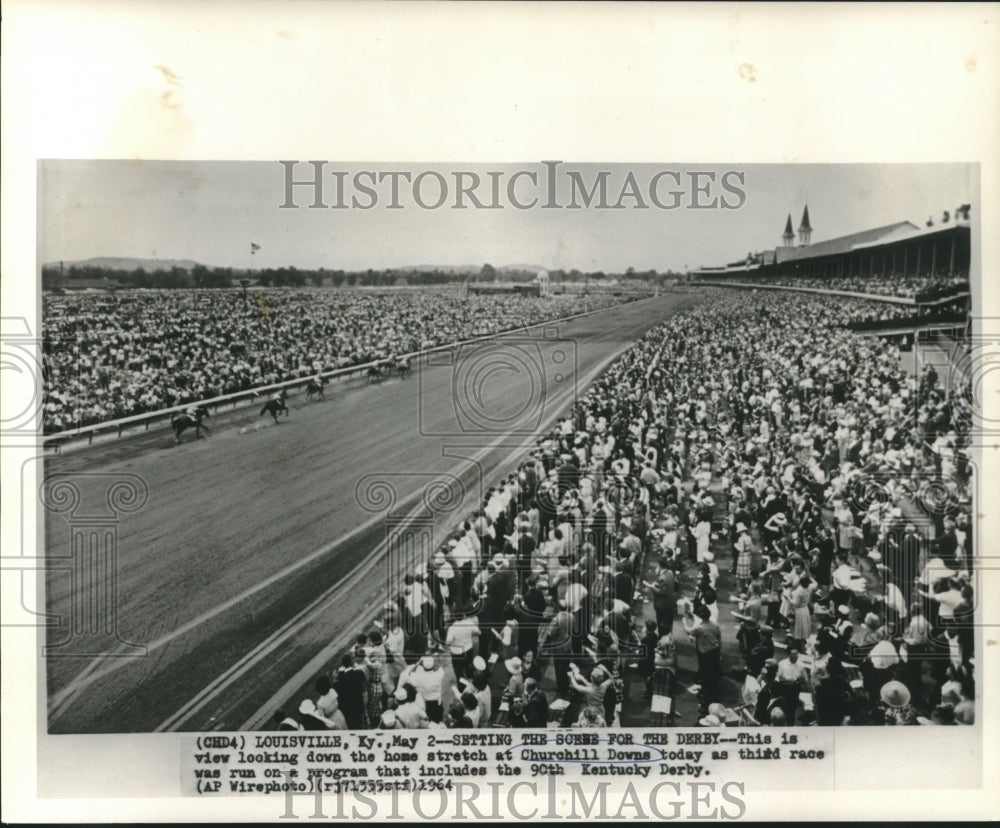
274, 291, 976, 732
700, 271, 969, 301
40, 289, 628, 432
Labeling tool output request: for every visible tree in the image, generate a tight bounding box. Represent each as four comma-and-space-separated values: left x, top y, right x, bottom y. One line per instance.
191, 264, 210, 287
480, 263, 497, 282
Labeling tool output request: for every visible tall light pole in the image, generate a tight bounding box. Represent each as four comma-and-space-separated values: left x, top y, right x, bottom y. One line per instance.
239, 278, 251, 341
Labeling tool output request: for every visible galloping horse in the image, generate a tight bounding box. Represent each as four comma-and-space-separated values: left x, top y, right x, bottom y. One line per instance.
260, 389, 289, 424
396, 358, 412, 379
366, 364, 383, 384
171, 405, 211, 443
305, 377, 327, 401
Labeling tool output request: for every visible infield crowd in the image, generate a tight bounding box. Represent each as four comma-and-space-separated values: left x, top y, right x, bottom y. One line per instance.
41, 289, 629, 433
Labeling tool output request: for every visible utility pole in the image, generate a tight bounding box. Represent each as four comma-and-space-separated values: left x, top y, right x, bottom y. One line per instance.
239, 278, 251, 340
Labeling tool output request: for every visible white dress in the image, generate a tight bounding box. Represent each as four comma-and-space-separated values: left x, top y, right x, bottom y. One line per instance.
695, 521, 712, 562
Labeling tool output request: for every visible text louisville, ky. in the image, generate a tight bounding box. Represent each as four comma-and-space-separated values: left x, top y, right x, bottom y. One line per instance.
277, 161, 748, 211
180, 728, 838, 819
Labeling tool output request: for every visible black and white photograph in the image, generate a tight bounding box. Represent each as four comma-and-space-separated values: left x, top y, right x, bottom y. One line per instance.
36, 160, 980, 735
3, 2, 998, 823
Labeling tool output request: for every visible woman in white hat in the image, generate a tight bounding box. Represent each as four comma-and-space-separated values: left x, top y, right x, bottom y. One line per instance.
733, 522, 754, 592
787, 574, 815, 653
878, 679, 916, 726
694, 514, 712, 564
503, 656, 525, 701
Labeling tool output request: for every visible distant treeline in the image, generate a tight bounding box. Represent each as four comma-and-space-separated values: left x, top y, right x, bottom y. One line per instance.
42, 263, 685, 290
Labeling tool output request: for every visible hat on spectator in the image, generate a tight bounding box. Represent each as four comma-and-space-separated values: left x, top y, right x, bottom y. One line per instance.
868, 640, 899, 669
921, 557, 955, 583
955, 703, 975, 726
505, 657, 522, 674
472, 656, 487, 672
931, 704, 956, 725
298, 699, 317, 715
879, 680, 911, 708
736, 522, 748, 533
380, 709, 397, 727
393, 687, 408, 702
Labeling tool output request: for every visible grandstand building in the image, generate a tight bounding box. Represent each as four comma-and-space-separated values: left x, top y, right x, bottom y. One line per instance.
690, 203, 971, 303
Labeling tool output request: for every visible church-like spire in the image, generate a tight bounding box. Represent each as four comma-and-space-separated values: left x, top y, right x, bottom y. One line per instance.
782, 214, 795, 247
798, 205, 812, 245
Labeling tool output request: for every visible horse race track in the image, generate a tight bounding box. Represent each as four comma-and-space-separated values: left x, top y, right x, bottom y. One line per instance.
43, 293, 701, 733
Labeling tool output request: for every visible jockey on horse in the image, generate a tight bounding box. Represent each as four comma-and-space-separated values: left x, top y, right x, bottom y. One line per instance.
306, 374, 327, 400
172, 404, 210, 443
260, 388, 289, 424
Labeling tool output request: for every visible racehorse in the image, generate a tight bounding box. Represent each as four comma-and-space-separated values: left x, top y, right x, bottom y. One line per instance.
366, 364, 383, 384
396, 359, 412, 379
260, 390, 289, 424
171, 405, 211, 443
305, 377, 327, 401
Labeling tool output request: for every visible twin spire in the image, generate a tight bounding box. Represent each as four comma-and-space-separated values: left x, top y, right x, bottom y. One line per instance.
782, 205, 812, 247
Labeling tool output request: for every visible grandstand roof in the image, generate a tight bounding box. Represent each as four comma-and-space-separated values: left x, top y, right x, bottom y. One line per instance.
850, 218, 970, 250
774, 220, 918, 264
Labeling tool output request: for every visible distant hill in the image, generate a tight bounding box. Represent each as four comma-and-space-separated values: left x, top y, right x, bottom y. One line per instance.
499, 264, 547, 273
404, 263, 547, 274
405, 264, 481, 273
46, 256, 206, 272
46, 257, 551, 275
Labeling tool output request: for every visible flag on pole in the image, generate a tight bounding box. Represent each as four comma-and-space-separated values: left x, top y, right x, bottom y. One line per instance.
250, 242, 261, 254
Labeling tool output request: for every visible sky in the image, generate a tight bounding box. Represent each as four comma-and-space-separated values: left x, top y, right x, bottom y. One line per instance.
37, 161, 977, 274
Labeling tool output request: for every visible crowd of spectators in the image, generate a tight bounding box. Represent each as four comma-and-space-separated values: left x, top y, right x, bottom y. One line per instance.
274, 291, 976, 731
41, 288, 628, 433
700, 271, 970, 301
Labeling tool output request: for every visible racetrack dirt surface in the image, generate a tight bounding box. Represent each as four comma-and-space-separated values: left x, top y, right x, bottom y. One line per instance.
43, 293, 702, 733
